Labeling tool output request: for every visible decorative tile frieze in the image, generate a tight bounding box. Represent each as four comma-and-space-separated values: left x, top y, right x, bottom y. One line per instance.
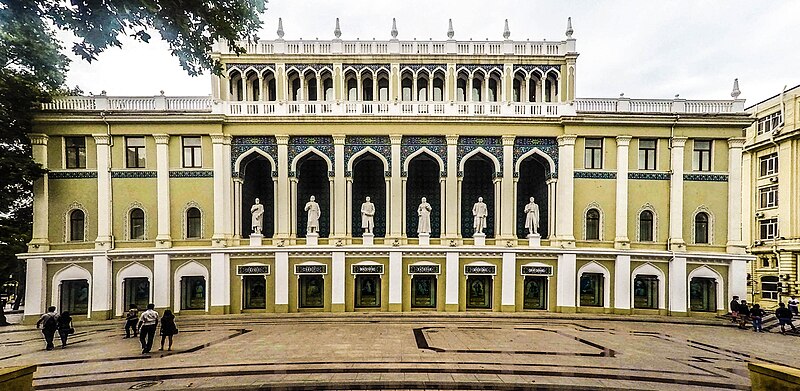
400, 136, 447, 176
513, 137, 558, 176
286, 64, 334, 73
111, 170, 157, 179
457, 136, 503, 175
344, 136, 391, 176
48, 171, 97, 179
629, 172, 671, 181
456, 64, 503, 74
684, 173, 729, 182
342, 64, 391, 73
169, 170, 214, 178
288, 136, 335, 177
231, 136, 278, 175
398, 64, 447, 73
512, 64, 561, 74
574, 171, 616, 179
226, 63, 276, 73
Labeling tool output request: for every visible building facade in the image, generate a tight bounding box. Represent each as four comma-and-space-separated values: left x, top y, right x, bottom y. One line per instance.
744, 84, 800, 307
21, 19, 752, 321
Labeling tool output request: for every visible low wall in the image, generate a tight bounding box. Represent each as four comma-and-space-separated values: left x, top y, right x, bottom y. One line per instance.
0, 365, 37, 391
749, 362, 800, 391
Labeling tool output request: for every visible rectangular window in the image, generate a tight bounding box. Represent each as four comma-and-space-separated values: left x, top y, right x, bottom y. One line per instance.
466, 275, 492, 309
60, 279, 89, 315
298, 275, 324, 308
759, 185, 778, 209
633, 275, 659, 309
759, 153, 778, 177
242, 275, 267, 309
180, 276, 206, 310
182, 136, 202, 168
523, 276, 547, 310
354, 275, 381, 308
759, 218, 778, 240
638, 139, 657, 170
584, 138, 603, 169
757, 111, 782, 135
689, 277, 716, 312
692, 140, 712, 171
64, 137, 87, 169
579, 273, 604, 307
411, 275, 437, 308
761, 258, 771, 268
761, 276, 779, 300
125, 137, 146, 168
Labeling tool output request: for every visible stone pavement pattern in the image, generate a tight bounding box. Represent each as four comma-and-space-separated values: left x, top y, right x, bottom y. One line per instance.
0, 313, 797, 390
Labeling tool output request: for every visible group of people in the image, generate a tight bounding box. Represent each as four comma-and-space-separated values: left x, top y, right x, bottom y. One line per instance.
36, 303, 178, 353
730, 295, 799, 334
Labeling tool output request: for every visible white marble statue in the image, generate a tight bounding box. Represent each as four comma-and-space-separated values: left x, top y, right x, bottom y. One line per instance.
250, 198, 264, 235
472, 196, 488, 234
524, 196, 540, 235
360, 196, 375, 234
417, 197, 432, 235
304, 195, 321, 234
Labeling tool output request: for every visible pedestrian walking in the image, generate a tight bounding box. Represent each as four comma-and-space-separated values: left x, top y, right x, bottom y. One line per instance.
137, 303, 159, 354
776, 302, 797, 334
789, 296, 799, 316
751, 303, 765, 332
124, 304, 139, 338
56, 311, 74, 349
729, 296, 740, 323
159, 310, 178, 351
35, 306, 59, 350
738, 300, 750, 329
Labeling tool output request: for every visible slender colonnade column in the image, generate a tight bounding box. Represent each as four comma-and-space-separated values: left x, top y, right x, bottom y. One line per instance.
154, 134, 171, 247
614, 135, 631, 249
93, 133, 113, 250
668, 137, 687, 251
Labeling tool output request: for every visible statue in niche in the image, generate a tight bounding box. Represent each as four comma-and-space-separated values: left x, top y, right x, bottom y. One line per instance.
472, 196, 488, 235
417, 197, 432, 235
360, 196, 375, 234
250, 198, 264, 235
304, 195, 321, 234
524, 196, 540, 235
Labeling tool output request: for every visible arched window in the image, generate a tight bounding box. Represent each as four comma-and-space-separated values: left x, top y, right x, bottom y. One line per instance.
694, 212, 709, 244
401, 76, 413, 101
130, 208, 145, 240
585, 209, 600, 240
639, 210, 654, 242
186, 207, 201, 239
69, 209, 85, 241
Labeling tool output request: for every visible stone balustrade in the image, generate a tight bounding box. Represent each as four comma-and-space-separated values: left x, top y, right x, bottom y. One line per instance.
574, 97, 745, 114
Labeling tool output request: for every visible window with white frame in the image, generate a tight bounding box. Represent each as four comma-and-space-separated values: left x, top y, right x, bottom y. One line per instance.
692, 140, 712, 171
182, 136, 202, 168
761, 276, 779, 300
759, 153, 778, 177
759, 185, 778, 209
759, 218, 778, 240
584, 138, 603, 169
125, 136, 146, 168
638, 139, 657, 170
757, 111, 782, 135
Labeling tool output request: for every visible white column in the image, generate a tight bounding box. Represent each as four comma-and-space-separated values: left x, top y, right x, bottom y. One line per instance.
332, 251, 345, 309
389, 135, 402, 239
28, 135, 49, 251
389, 251, 402, 309
24, 258, 46, 317
555, 135, 577, 246
91, 255, 112, 318
276, 135, 291, 240
211, 134, 226, 246
93, 134, 113, 250
445, 252, 459, 310
501, 252, 516, 310
669, 256, 687, 313
556, 253, 576, 309
614, 254, 631, 311
728, 258, 747, 303
445, 135, 459, 239
223, 136, 233, 239
275, 251, 289, 310
153, 253, 170, 309
727, 138, 746, 253
332, 135, 346, 239
499, 136, 515, 241
154, 134, 171, 247
668, 137, 687, 251
547, 179, 557, 239
210, 252, 230, 310
615, 136, 631, 249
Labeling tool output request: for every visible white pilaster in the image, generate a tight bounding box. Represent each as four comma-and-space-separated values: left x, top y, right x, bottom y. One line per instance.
28, 135, 49, 251
333, 135, 346, 239
154, 134, 171, 247
501, 252, 516, 308
211, 133, 226, 246
445, 252, 459, 308
91, 255, 112, 316
93, 134, 113, 250
276, 135, 291, 240
332, 251, 345, 306
669, 256, 687, 313
668, 137, 687, 251
556, 253, 577, 309
24, 258, 46, 317
445, 135, 459, 239
153, 253, 170, 309
614, 136, 631, 249
210, 252, 230, 309
499, 136, 515, 241
728, 258, 747, 302
389, 134, 403, 238
726, 138, 746, 253
275, 251, 289, 308
389, 251, 402, 307
613, 254, 631, 311
555, 135, 577, 246
223, 136, 234, 240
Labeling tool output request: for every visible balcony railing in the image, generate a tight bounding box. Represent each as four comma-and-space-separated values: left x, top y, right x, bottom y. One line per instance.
574, 98, 745, 114
224, 101, 568, 117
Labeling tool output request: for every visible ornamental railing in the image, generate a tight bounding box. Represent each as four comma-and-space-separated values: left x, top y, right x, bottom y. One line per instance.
574, 98, 745, 113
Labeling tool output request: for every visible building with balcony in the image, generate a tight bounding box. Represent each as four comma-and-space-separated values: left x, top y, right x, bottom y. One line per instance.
744, 84, 800, 307
20, 18, 752, 321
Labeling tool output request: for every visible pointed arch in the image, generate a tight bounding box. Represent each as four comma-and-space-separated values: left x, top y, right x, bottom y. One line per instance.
290, 147, 333, 172
125, 202, 148, 241
115, 262, 153, 316
631, 262, 666, 309
583, 202, 604, 241
636, 203, 658, 242
687, 265, 724, 311
234, 147, 278, 174
182, 201, 205, 239
514, 148, 555, 174
691, 205, 714, 244
347, 147, 389, 172
52, 264, 92, 317
173, 260, 209, 313
459, 147, 501, 173
577, 261, 611, 308
403, 147, 445, 173
64, 201, 88, 242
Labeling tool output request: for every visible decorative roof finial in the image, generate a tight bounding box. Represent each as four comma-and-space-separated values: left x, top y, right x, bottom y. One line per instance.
565, 17, 573, 38
391, 18, 398, 39
277, 18, 284, 39
447, 19, 454, 39
503, 19, 510, 40
334, 18, 341, 39
731, 78, 741, 99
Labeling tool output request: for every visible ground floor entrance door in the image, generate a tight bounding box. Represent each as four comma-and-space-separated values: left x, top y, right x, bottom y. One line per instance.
123, 277, 150, 310
411, 275, 436, 309
466, 275, 492, 309
523, 276, 547, 310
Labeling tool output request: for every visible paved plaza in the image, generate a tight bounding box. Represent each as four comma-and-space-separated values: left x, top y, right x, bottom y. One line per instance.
0, 313, 797, 390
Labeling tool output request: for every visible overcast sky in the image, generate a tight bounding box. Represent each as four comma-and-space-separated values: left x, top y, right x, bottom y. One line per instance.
62, 0, 799, 105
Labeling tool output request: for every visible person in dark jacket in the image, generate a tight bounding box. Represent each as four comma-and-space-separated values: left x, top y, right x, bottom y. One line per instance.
124, 304, 139, 338
737, 300, 750, 329
750, 304, 765, 332
776, 302, 796, 334
159, 310, 178, 351
35, 306, 59, 350
56, 311, 73, 348
729, 296, 740, 323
